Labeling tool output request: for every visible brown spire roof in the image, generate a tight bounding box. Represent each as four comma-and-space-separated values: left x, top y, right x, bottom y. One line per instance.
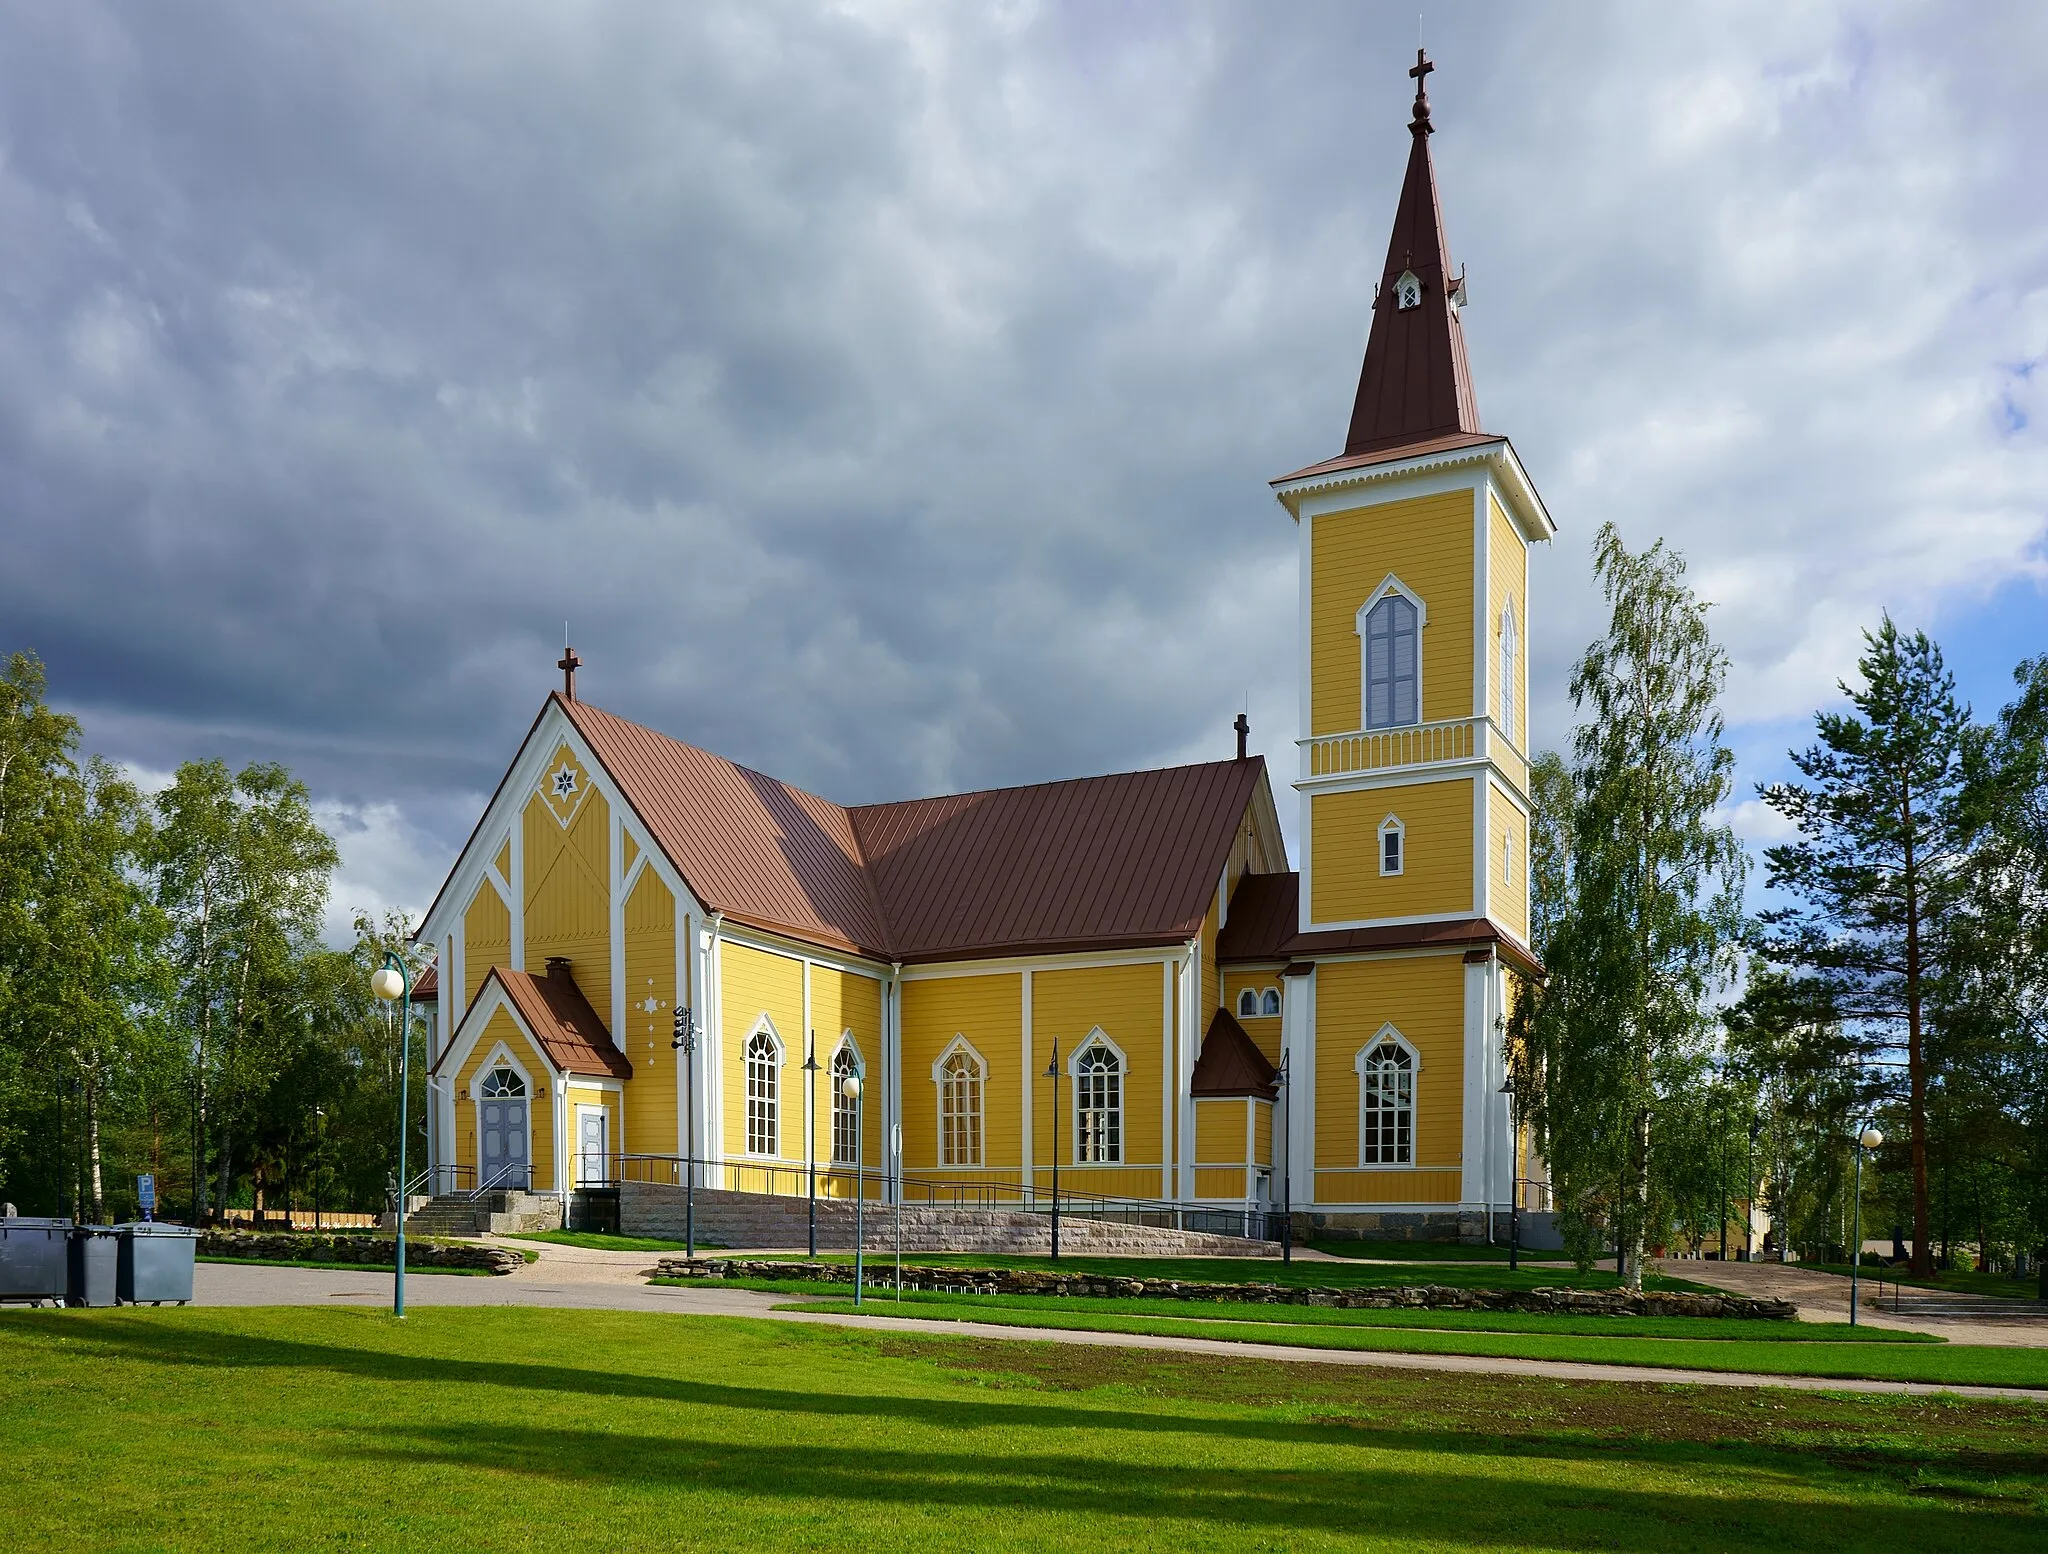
1191, 1007, 1278, 1099
558, 695, 1272, 964
1341, 50, 1482, 460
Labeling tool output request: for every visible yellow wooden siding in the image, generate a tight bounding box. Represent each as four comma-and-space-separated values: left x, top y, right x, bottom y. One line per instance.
1310, 488, 1476, 736
1033, 962, 1165, 1174
1220, 972, 1284, 1064
1253, 1101, 1272, 1165
719, 942, 804, 1161
619, 869, 677, 1161
808, 967, 885, 1174
1311, 953, 1465, 1174
491, 838, 511, 883
1310, 778, 1474, 924
1315, 1167, 1461, 1203
1195, 1099, 1247, 1163
900, 973, 1021, 1175
462, 878, 510, 1005
522, 785, 612, 1023
1194, 1168, 1248, 1199
1487, 493, 1528, 739
1488, 780, 1529, 945
1199, 894, 1221, 1021
454, 1008, 555, 1192
566, 1085, 616, 1186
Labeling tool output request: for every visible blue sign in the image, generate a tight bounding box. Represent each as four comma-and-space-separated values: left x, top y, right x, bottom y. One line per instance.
138, 1173, 156, 1221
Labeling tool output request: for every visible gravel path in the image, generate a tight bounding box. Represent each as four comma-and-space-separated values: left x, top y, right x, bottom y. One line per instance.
167, 1242, 2048, 1402
1657, 1257, 2048, 1348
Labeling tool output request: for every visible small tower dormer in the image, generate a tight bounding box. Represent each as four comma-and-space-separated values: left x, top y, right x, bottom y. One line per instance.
1270, 50, 1554, 945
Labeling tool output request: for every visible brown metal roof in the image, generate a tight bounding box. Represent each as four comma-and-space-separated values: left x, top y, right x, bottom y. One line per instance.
1216, 870, 1542, 978
410, 963, 438, 1003
850, 759, 1267, 962
1273, 431, 1501, 488
1341, 52, 1482, 461
1191, 1007, 1278, 1099
561, 694, 1270, 964
491, 964, 634, 1080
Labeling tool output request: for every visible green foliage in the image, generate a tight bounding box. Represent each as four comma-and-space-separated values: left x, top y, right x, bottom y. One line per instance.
1510, 525, 1746, 1288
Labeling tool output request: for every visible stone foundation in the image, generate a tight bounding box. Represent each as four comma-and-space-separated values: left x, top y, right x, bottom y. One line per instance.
620, 1181, 1275, 1257
199, 1230, 526, 1275
653, 1256, 1797, 1320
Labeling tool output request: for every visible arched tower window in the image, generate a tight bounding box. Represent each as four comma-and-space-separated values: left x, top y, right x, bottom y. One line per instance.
1499, 601, 1519, 746
937, 1045, 984, 1167
1363, 593, 1420, 728
1357, 1033, 1415, 1166
745, 1029, 780, 1157
1075, 1042, 1123, 1164
830, 1044, 860, 1165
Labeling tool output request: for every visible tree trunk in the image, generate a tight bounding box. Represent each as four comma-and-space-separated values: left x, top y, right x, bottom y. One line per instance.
1901, 790, 1936, 1276
86, 1077, 105, 1223
1627, 1102, 1649, 1294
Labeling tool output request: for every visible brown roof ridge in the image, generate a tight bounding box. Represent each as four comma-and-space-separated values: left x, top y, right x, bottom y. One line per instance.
846, 752, 1266, 819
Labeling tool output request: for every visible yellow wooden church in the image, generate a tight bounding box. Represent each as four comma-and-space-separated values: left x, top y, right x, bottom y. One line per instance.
414, 52, 1551, 1242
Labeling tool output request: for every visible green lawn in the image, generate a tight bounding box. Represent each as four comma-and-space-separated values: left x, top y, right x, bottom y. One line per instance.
507, 1230, 711, 1254
654, 1277, 1926, 1342
1804, 1262, 2048, 1302
1, 1307, 2043, 1550
805, 1250, 1703, 1293
1308, 1240, 1577, 1263
783, 1296, 2048, 1390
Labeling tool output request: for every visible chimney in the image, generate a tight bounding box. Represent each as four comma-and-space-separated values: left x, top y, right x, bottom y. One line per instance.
1234, 712, 1250, 761
544, 956, 573, 984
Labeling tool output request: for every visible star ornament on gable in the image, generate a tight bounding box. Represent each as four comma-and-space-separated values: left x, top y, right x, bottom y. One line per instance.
551, 764, 579, 798
539, 744, 592, 826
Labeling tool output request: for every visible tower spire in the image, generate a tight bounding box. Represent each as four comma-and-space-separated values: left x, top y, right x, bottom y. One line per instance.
1341, 49, 1481, 459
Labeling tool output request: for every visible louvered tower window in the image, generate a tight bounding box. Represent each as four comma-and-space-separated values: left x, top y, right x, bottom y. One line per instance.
1364, 594, 1419, 728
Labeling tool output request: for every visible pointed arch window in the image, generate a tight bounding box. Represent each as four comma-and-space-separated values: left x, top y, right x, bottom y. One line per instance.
481, 1067, 525, 1098
1236, 988, 1259, 1019
1379, 814, 1406, 877
935, 1041, 984, 1168
1357, 1032, 1416, 1166
1074, 1041, 1124, 1164
745, 1029, 780, 1157
1361, 588, 1421, 729
1499, 601, 1520, 746
1260, 988, 1281, 1017
831, 1043, 860, 1165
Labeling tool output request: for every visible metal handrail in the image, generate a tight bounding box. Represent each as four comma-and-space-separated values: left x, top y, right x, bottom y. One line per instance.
601, 1154, 1280, 1241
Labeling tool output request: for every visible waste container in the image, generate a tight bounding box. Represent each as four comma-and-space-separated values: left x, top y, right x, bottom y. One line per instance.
0, 1217, 72, 1304
116, 1222, 199, 1305
66, 1224, 120, 1307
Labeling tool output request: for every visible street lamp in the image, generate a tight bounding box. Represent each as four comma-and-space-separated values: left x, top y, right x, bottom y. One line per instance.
1276, 1051, 1293, 1265
369, 952, 419, 1319
1746, 1113, 1762, 1262
803, 1034, 821, 1258
1849, 1124, 1883, 1327
1041, 1040, 1062, 1261
1499, 1074, 1519, 1272
314, 1107, 326, 1232
670, 1006, 697, 1257
842, 1068, 864, 1307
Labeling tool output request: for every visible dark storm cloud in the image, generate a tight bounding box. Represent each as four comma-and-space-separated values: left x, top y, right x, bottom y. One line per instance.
1, 2, 2043, 930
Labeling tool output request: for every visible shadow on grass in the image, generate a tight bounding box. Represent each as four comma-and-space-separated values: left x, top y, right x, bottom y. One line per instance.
7, 1310, 2045, 1498
333, 1420, 2044, 1548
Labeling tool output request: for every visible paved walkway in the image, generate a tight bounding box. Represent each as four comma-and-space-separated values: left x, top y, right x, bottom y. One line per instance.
167, 1243, 2048, 1403
1658, 1257, 2048, 1348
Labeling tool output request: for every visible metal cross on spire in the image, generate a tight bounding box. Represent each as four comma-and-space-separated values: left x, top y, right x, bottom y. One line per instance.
1408, 48, 1434, 134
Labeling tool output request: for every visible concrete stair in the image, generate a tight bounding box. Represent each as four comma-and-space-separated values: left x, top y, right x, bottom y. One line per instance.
403, 1190, 561, 1238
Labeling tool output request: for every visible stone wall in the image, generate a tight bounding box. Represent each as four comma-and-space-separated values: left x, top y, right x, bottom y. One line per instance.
620, 1181, 1275, 1257
199, 1230, 526, 1275
653, 1256, 1798, 1320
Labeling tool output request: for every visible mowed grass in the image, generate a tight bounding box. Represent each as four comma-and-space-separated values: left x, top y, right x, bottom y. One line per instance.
806, 1250, 1704, 1293
1803, 1263, 2048, 1302
1308, 1240, 1578, 1263
2, 1307, 2044, 1551
783, 1297, 2048, 1390
507, 1230, 710, 1254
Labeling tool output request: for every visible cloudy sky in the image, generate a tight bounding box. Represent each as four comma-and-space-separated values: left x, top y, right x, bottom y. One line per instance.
4, 1, 2044, 939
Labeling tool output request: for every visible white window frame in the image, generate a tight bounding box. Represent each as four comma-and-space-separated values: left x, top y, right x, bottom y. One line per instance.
1504, 830, 1515, 884
931, 1034, 986, 1169
1356, 575, 1427, 732
1379, 814, 1406, 877
1236, 988, 1260, 1019
1069, 1028, 1126, 1166
743, 1020, 783, 1159
1355, 1025, 1420, 1168
830, 1032, 864, 1166
1259, 988, 1281, 1017
1499, 600, 1519, 747
1393, 269, 1423, 310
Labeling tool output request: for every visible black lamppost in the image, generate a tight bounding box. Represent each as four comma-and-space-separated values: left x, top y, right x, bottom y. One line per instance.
803, 1032, 821, 1258
314, 1107, 326, 1231
1499, 1074, 1519, 1271
671, 1005, 698, 1257
1276, 1051, 1293, 1265
1041, 1040, 1062, 1261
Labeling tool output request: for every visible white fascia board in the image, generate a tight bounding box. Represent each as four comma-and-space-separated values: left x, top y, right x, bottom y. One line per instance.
1272, 446, 1498, 520
1301, 909, 1486, 934
1487, 445, 1556, 543
1296, 751, 1531, 813
717, 923, 888, 981
899, 944, 1183, 981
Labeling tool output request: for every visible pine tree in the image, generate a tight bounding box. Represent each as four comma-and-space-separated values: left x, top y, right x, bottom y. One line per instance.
1756, 617, 1975, 1278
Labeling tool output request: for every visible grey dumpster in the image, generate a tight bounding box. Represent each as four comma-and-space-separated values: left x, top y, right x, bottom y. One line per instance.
0, 1217, 72, 1304
116, 1222, 198, 1305
67, 1224, 119, 1307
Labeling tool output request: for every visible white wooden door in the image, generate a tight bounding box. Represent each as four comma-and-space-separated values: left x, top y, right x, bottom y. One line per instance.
576, 1105, 608, 1186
